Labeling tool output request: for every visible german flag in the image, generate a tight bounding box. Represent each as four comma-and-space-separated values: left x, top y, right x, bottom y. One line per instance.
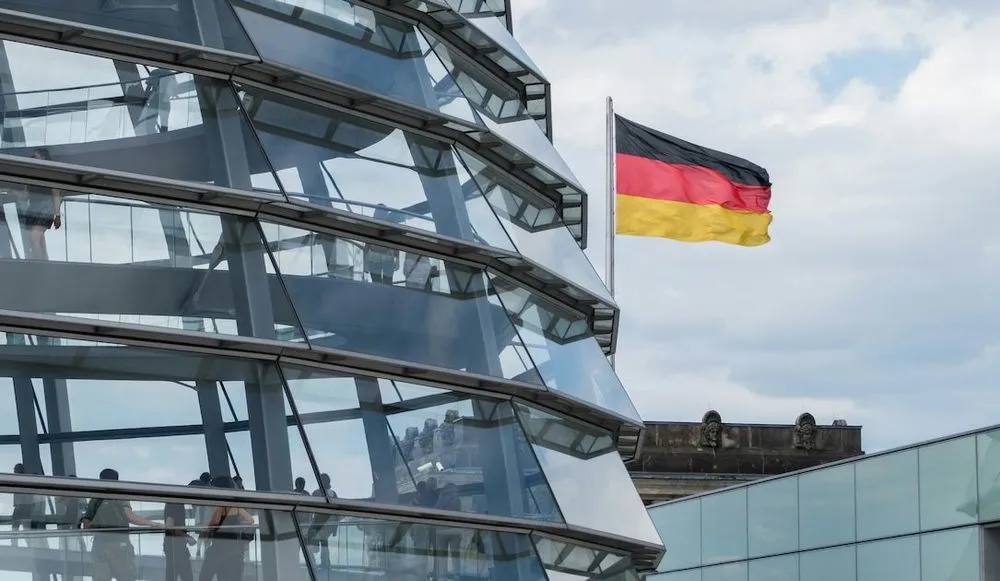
615, 115, 772, 246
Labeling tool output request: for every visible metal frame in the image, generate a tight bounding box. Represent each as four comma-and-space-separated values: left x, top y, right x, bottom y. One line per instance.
0, 155, 619, 355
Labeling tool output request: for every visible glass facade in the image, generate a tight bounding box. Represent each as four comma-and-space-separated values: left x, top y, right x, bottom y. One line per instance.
648, 427, 1000, 580
0, 2, 659, 581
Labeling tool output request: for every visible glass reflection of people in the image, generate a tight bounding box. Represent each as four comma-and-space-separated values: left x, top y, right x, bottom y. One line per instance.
11, 463, 45, 548
363, 242, 399, 285
164, 481, 199, 581
21, 149, 62, 260
81, 469, 164, 581
434, 484, 462, 578
308, 474, 340, 570
199, 476, 253, 581
142, 68, 176, 134
403, 252, 438, 291
192, 473, 212, 559
57, 475, 85, 553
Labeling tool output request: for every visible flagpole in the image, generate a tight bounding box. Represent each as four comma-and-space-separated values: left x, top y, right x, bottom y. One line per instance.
605, 96, 617, 369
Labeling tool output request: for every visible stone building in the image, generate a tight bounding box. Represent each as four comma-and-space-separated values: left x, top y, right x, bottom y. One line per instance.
629, 411, 864, 504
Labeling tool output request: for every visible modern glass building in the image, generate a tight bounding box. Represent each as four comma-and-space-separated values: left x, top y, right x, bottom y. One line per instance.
0, 1, 662, 580
648, 424, 1000, 581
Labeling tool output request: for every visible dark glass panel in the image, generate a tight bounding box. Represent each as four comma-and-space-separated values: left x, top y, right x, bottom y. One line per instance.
281, 364, 562, 522
261, 221, 541, 381
0, 191, 304, 341
0, 0, 257, 54
533, 535, 640, 581
296, 510, 547, 581
490, 274, 640, 422
0, 42, 281, 194
231, 0, 482, 124
514, 403, 660, 545
459, 149, 613, 302
238, 85, 515, 250
0, 333, 318, 494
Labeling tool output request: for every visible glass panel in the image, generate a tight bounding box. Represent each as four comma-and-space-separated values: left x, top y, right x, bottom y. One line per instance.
857, 536, 920, 581
702, 562, 747, 581
238, 85, 516, 251
798, 464, 855, 549
978, 428, 1000, 521
651, 499, 702, 571
0, 332, 318, 493
514, 403, 661, 545
919, 436, 978, 530
490, 275, 640, 422
459, 149, 612, 302
747, 477, 797, 558
800, 545, 856, 581
855, 450, 918, 541
262, 222, 540, 381
231, 0, 482, 125
282, 365, 561, 522
533, 536, 638, 581
649, 571, 701, 581
748, 554, 798, 581
921, 527, 980, 581
701, 489, 747, 565
297, 510, 547, 580
0, 192, 305, 340
0, 0, 257, 54
0, 42, 282, 194
423, 31, 583, 191
457, 8, 541, 73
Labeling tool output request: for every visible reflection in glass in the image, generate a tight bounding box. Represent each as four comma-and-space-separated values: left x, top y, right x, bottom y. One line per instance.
0, 333, 317, 493
514, 404, 661, 545
920, 527, 980, 581
490, 275, 641, 423
282, 364, 563, 521
238, 85, 517, 251
798, 464, 855, 549
651, 499, 702, 572
700, 489, 747, 565
260, 222, 539, 381
424, 30, 582, 190
919, 436, 978, 530
649, 571, 702, 581
297, 509, 547, 581
231, 0, 482, 124
533, 536, 640, 581
978, 429, 1000, 521
0, 192, 304, 340
799, 545, 856, 581
0, 0, 257, 55
855, 450, 918, 541
702, 562, 747, 581
748, 554, 798, 581
459, 149, 613, 303
857, 536, 919, 581
0, 42, 281, 193
747, 477, 797, 558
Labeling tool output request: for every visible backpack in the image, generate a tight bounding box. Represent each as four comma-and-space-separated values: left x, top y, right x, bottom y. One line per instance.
88, 499, 129, 530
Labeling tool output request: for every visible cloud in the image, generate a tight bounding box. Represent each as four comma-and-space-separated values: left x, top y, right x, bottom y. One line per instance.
511, 0, 1000, 450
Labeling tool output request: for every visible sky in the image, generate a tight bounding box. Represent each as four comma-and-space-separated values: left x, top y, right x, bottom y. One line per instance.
509, 0, 1000, 451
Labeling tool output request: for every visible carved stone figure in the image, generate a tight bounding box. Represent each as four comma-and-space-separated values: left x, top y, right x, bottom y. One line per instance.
700, 410, 723, 448
419, 418, 438, 453
440, 409, 459, 447
794, 412, 818, 451
400, 426, 419, 460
